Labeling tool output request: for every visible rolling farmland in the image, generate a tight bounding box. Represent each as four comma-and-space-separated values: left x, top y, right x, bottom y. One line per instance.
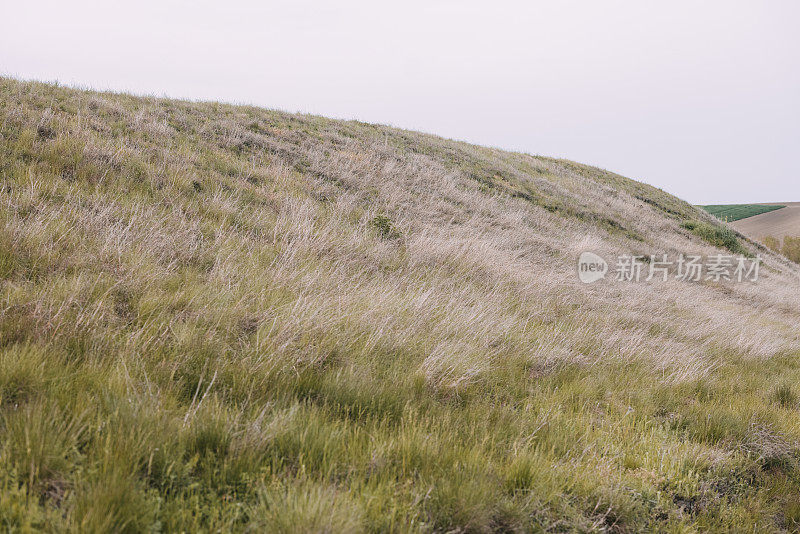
730, 202, 800, 239
701, 203, 785, 222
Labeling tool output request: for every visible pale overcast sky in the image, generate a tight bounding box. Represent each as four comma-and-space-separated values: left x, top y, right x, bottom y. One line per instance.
2, 0, 798, 204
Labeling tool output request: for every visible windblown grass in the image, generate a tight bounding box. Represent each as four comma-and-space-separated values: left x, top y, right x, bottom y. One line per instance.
2, 77, 800, 531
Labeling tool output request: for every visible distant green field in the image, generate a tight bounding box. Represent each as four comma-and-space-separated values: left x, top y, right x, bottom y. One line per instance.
700, 204, 785, 222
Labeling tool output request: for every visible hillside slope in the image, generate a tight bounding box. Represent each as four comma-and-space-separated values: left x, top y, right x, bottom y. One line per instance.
2, 78, 800, 532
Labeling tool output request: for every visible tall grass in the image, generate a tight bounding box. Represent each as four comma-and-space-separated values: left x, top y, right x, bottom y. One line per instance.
2, 77, 800, 531
763, 235, 800, 264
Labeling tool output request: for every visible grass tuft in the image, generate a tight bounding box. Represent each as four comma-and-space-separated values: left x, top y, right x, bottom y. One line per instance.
772, 382, 798, 408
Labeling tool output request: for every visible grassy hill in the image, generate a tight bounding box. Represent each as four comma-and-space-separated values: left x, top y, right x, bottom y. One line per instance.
3, 78, 800, 532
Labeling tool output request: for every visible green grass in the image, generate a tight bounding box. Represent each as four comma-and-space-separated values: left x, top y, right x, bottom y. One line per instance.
681, 220, 750, 255
700, 204, 785, 222
2, 77, 800, 532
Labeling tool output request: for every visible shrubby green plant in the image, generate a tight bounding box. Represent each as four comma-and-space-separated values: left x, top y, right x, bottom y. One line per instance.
681, 220, 748, 255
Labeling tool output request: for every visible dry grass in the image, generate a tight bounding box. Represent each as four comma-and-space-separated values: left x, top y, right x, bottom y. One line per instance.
3, 77, 800, 531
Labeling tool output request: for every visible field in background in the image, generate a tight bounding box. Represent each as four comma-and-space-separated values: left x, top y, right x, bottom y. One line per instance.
700, 204, 785, 222
728, 202, 800, 241
4, 78, 800, 532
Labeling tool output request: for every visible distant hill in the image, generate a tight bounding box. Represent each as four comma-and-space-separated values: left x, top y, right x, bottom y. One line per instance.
3, 77, 800, 532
